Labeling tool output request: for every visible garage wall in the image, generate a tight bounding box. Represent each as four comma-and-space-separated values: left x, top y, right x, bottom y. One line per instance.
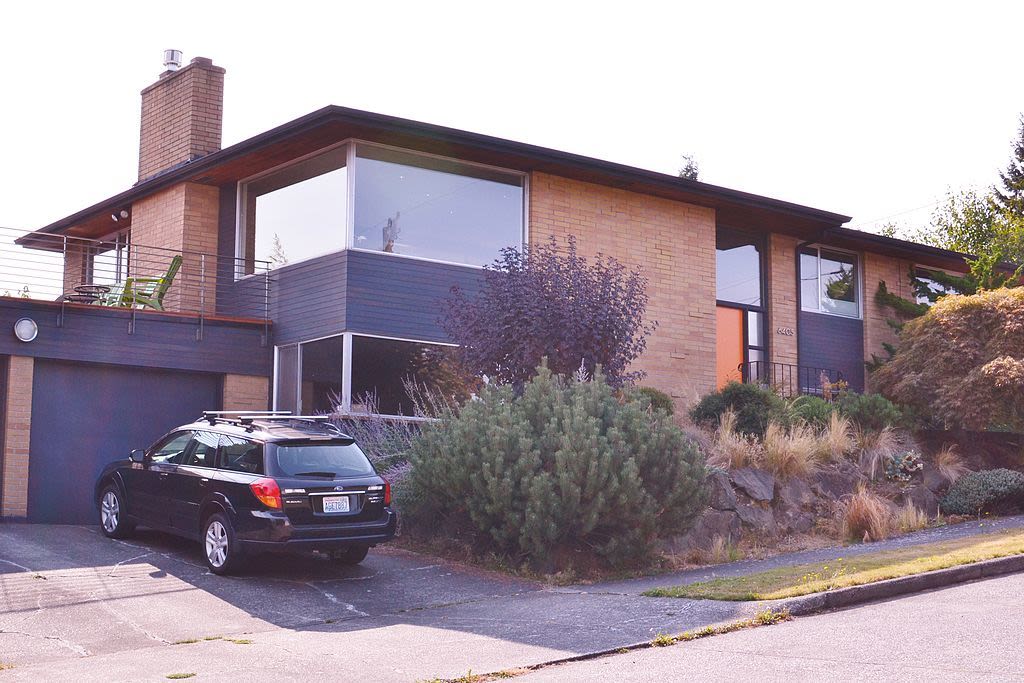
27, 360, 221, 524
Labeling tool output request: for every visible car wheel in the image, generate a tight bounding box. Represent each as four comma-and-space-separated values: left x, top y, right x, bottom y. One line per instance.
332, 545, 369, 565
203, 512, 245, 575
99, 485, 135, 539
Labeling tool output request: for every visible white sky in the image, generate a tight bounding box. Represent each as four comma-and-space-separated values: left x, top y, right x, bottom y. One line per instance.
1, 1, 1022, 238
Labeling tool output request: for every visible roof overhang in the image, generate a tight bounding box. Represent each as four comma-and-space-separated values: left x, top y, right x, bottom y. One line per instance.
19, 105, 855, 251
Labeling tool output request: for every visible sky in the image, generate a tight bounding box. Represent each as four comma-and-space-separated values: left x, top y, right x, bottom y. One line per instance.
1, 1, 1022, 239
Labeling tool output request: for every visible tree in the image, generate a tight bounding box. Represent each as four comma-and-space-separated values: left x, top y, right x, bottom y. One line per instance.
872, 287, 1024, 431
268, 234, 288, 267
442, 236, 656, 388
994, 115, 1024, 217
678, 154, 700, 181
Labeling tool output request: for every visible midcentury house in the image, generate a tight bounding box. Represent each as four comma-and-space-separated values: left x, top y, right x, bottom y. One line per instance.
0, 55, 971, 524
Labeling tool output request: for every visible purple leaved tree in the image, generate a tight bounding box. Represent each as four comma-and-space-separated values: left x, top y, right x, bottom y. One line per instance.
442, 236, 656, 388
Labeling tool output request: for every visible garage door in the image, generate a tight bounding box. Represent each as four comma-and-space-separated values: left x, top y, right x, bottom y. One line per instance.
27, 361, 221, 524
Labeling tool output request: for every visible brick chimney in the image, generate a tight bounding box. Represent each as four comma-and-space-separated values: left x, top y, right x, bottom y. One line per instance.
138, 55, 225, 182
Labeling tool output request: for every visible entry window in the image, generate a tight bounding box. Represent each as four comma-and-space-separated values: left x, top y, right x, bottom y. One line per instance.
353, 145, 524, 267
149, 431, 193, 464
800, 246, 860, 318
716, 228, 762, 306
239, 146, 349, 275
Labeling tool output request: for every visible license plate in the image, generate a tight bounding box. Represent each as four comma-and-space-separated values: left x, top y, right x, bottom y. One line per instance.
322, 496, 350, 513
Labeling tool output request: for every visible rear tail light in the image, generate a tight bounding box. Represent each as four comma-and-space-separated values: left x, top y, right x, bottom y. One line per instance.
249, 478, 282, 510
384, 479, 392, 506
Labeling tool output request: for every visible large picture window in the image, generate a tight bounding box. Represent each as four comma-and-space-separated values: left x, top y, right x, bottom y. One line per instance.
800, 246, 860, 318
275, 333, 472, 417
353, 145, 524, 267
238, 142, 525, 277
239, 147, 348, 275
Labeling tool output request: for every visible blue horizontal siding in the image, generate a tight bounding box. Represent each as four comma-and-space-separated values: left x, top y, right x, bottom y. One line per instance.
269, 251, 347, 345
345, 250, 482, 343
798, 311, 865, 392
0, 299, 270, 376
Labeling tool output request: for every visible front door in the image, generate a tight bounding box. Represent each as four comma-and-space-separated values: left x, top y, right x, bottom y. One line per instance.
716, 306, 745, 388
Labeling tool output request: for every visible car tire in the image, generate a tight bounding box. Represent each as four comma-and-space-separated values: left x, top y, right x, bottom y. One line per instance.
332, 545, 369, 565
99, 485, 135, 539
203, 512, 245, 575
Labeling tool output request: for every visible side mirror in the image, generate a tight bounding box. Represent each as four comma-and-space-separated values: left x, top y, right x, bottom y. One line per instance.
130, 449, 146, 464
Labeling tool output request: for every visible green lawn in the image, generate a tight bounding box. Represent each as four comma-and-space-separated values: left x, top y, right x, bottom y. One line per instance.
644, 528, 1024, 601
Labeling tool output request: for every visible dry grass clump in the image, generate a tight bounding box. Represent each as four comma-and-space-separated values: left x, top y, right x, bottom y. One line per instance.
762, 421, 820, 478
895, 502, 930, 533
840, 487, 894, 542
855, 426, 900, 480
934, 445, 969, 484
821, 412, 855, 461
709, 410, 764, 469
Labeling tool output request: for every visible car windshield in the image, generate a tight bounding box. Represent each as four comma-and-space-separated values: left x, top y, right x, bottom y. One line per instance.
274, 442, 375, 478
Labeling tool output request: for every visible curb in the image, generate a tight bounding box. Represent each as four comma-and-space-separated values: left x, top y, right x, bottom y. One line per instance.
778, 553, 1024, 616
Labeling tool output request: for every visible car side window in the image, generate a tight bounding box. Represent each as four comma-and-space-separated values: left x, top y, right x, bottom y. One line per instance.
218, 437, 264, 475
149, 432, 193, 464
180, 431, 220, 467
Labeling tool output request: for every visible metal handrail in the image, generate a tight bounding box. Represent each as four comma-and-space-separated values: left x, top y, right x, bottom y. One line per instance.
0, 225, 271, 323
739, 360, 845, 399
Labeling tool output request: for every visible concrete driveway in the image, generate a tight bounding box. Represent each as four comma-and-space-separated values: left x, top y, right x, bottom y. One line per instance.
0, 524, 761, 681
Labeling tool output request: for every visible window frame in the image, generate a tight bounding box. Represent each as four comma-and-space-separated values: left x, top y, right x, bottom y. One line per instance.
799, 244, 863, 319
235, 139, 529, 279
273, 331, 458, 418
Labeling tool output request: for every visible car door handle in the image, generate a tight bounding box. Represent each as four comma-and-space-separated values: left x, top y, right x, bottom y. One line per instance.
159, 472, 170, 479
200, 478, 209, 487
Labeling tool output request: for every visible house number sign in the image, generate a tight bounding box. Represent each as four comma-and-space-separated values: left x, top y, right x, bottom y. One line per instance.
776, 327, 795, 336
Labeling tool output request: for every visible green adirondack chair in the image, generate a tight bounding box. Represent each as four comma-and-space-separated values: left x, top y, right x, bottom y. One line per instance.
116, 254, 183, 311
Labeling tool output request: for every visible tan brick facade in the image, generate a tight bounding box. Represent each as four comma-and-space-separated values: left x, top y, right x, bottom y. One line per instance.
223, 374, 270, 412
862, 251, 914, 388
128, 182, 220, 313
767, 234, 800, 366
139, 57, 224, 182
1, 356, 33, 518
528, 172, 717, 405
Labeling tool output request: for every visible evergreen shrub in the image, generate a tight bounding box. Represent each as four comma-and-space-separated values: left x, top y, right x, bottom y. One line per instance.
402, 365, 707, 571
690, 381, 787, 438
941, 469, 1024, 516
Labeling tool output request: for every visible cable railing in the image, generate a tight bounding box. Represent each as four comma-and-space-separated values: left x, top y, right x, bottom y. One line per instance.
0, 225, 271, 332
739, 360, 846, 400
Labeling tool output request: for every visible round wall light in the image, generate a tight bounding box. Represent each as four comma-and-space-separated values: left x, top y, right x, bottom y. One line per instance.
13, 317, 38, 342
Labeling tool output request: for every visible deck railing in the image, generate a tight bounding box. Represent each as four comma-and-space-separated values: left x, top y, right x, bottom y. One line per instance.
0, 225, 271, 336
739, 360, 845, 400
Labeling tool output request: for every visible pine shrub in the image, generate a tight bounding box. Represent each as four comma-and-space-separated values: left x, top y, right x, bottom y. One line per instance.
402, 365, 707, 571
690, 381, 787, 438
940, 469, 1024, 516
788, 395, 834, 428
836, 392, 904, 433
636, 387, 675, 416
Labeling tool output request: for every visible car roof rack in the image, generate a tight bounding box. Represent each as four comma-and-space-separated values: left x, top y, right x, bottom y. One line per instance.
199, 411, 344, 434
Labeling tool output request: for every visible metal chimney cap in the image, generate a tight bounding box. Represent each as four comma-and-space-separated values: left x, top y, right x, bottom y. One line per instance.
163, 49, 183, 71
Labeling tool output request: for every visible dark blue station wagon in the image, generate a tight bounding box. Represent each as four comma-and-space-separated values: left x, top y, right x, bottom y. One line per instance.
94, 413, 397, 574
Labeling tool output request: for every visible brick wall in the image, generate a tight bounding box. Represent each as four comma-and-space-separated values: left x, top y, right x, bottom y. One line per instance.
223, 374, 270, 411
1, 356, 33, 518
528, 172, 717, 406
139, 57, 224, 182
767, 233, 799, 365
129, 183, 220, 313
863, 251, 913, 388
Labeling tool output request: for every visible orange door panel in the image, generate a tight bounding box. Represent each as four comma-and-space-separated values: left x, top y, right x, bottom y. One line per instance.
716, 306, 744, 389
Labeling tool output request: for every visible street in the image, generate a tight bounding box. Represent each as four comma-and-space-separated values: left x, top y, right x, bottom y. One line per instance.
522, 571, 1024, 682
